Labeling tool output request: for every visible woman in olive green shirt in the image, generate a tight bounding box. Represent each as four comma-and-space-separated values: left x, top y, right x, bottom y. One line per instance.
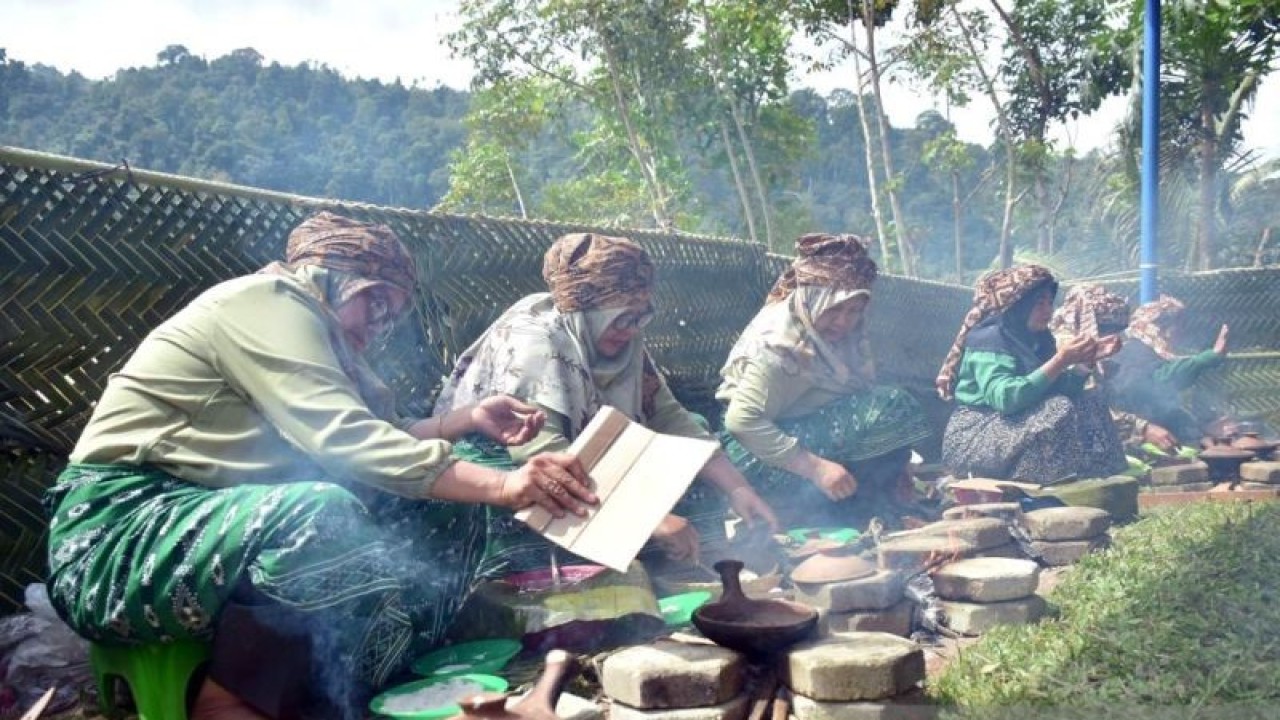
45, 213, 594, 720
434, 232, 778, 577
717, 234, 932, 531
937, 265, 1126, 482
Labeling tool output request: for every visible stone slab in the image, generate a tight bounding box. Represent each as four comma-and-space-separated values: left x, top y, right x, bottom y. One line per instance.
602, 640, 744, 710
942, 503, 1021, 522
1029, 535, 1109, 566
795, 571, 906, 613
609, 693, 749, 720
908, 518, 1011, 551
823, 599, 914, 637
974, 542, 1026, 560
932, 558, 1040, 603
1241, 461, 1280, 484
1149, 462, 1210, 486
1021, 506, 1111, 542
877, 536, 977, 572
780, 634, 924, 702
938, 595, 1047, 636
790, 690, 936, 720
1142, 481, 1215, 494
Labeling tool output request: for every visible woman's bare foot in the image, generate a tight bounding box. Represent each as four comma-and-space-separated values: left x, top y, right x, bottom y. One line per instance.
192, 678, 270, 720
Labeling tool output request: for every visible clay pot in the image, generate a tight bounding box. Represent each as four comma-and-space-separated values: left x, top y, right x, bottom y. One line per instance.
451, 650, 580, 719
1233, 432, 1278, 458
790, 549, 877, 585
1200, 438, 1256, 480
691, 560, 818, 658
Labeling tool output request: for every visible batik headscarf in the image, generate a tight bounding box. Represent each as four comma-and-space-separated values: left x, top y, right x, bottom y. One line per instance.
1050, 284, 1131, 339
720, 234, 879, 398
1127, 295, 1185, 360
434, 233, 662, 436
936, 264, 1058, 400
259, 211, 419, 417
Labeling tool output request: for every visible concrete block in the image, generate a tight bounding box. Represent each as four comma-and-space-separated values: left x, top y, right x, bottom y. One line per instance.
602, 640, 744, 710
942, 503, 1021, 522
795, 571, 905, 613
1149, 462, 1209, 486
1022, 507, 1111, 542
823, 599, 914, 637
932, 558, 1040, 603
1241, 461, 1280, 484
609, 693, 749, 720
938, 595, 1047, 636
780, 634, 924, 702
1029, 535, 1109, 566
790, 690, 936, 720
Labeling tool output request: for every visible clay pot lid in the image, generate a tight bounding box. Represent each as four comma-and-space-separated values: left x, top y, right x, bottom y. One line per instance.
790, 550, 877, 585
1201, 443, 1255, 460
1233, 432, 1278, 453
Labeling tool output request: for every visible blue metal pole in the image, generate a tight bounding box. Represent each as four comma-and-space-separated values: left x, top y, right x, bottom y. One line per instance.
1140, 0, 1161, 303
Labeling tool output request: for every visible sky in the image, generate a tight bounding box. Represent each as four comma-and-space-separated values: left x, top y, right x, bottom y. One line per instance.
3, 0, 1278, 160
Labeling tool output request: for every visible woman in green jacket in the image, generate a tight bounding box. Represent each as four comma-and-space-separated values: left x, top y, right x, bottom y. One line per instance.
937, 265, 1126, 482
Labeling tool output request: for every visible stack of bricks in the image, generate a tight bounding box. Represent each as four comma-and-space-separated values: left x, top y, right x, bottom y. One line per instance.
1020, 507, 1111, 567
931, 557, 1045, 636
602, 641, 749, 720
779, 633, 929, 720
794, 567, 913, 637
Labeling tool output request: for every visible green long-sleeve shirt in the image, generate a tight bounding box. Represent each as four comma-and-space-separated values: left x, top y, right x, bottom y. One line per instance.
70, 273, 455, 498
951, 349, 1088, 416
1154, 349, 1223, 389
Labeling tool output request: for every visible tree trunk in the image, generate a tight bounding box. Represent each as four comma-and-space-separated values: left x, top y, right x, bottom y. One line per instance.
862, 0, 914, 276
1197, 92, 1216, 270
505, 155, 528, 219
719, 118, 759, 243
952, 169, 964, 281
599, 31, 671, 227
845, 1, 892, 271
952, 5, 1018, 268
727, 98, 776, 248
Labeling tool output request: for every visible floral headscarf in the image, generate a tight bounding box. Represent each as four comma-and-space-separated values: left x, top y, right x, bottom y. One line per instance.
720, 234, 879, 398
936, 264, 1058, 400
258, 212, 418, 418
1127, 295, 1185, 360
434, 233, 663, 436
1050, 284, 1131, 339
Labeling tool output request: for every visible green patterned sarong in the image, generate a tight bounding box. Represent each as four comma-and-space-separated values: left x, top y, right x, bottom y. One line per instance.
721, 385, 932, 530
46, 464, 484, 690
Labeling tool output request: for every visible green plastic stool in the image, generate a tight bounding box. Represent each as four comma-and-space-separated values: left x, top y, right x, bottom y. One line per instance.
90, 640, 210, 720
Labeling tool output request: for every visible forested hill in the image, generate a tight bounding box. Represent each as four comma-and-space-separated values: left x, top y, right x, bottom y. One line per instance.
0, 46, 470, 208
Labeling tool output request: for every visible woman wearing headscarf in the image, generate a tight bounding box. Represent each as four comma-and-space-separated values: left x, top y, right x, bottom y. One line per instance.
434, 232, 778, 577
937, 265, 1126, 482
716, 234, 932, 530
1106, 295, 1231, 445
45, 213, 594, 720
1048, 284, 1171, 450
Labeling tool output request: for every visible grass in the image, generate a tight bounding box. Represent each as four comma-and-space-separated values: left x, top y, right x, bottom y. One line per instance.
930, 500, 1280, 714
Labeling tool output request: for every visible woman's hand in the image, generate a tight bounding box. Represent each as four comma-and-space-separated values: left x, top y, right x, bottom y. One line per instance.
1143, 423, 1178, 452
470, 395, 546, 445
726, 486, 780, 533
652, 514, 701, 562
1213, 323, 1230, 356
497, 452, 597, 518
1056, 335, 1098, 366
810, 457, 858, 502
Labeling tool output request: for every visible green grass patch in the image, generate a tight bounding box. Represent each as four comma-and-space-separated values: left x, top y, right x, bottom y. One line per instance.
930, 501, 1280, 711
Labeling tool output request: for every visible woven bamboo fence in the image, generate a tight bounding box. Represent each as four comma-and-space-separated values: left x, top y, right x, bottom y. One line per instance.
2, 144, 1279, 611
